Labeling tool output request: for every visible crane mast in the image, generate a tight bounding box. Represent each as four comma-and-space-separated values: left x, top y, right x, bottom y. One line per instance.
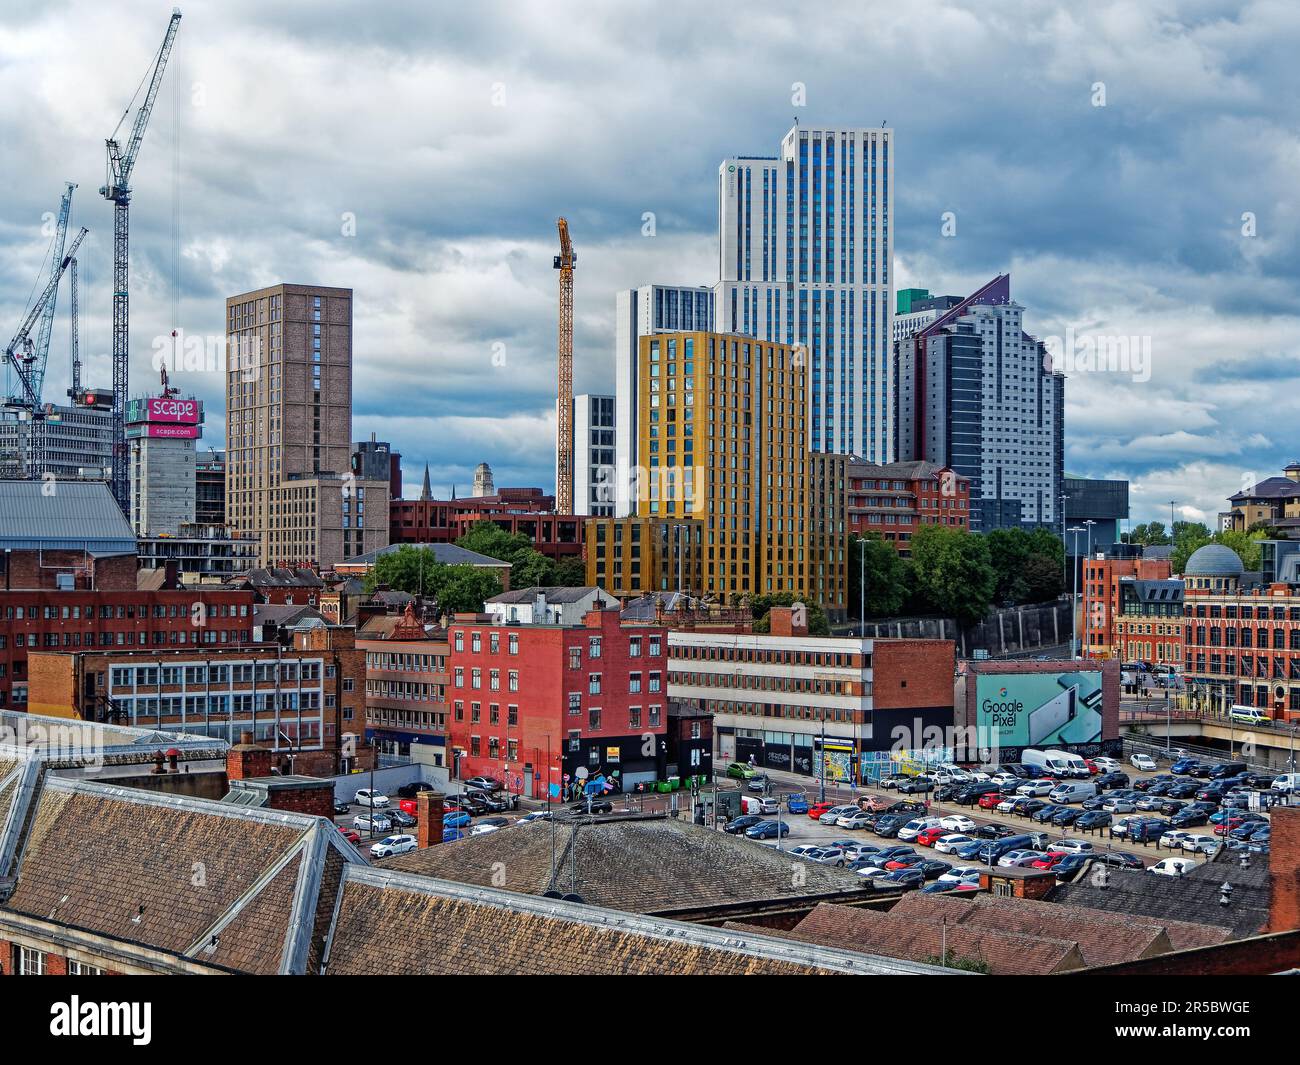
554, 217, 576, 514
99, 7, 181, 512
27, 182, 76, 406
68, 258, 81, 398
5, 228, 89, 479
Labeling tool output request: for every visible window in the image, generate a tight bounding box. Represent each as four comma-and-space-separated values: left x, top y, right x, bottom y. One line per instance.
568, 647, 581, 670
629, 636, 642, 657
508, 670, 519, 692
489, 632, 500, 654
588, 674, 602, 695
589, 707, 602, 731
648, 671, 661, 693
17, 947, 43, 975
589, 636, 602, 659
629, 705, 642, 729
454, 631, 464, 652
471, 632, 481, 653
629, 672, 642, 694
568, 692, 581, 716
508, 633, 519, 655
67, 960, 104, 975
648, 636, 661, 656
649, 705, 661, 727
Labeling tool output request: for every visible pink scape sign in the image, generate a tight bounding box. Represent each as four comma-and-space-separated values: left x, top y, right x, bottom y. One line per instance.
146, 397, 202, 424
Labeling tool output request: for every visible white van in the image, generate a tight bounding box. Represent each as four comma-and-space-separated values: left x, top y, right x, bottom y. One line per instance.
1272, 773, 1300, 794
1023, 748, 1089, 779
741, 795, 778, 816
1150, 857, 1200, 877
1228, 704, 1271, 726
1049, 780, 1098, 804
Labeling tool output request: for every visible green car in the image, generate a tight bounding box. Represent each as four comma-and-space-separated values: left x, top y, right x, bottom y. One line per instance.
726, 762, 758, 780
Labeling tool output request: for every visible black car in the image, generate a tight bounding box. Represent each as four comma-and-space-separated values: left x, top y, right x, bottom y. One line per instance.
1075, 810, 1113, 830
333, 799, 351, 815
916, 859, 950, 880
1133, 774, 1172, 792
874, 814, 911, 838
1080, 794, 1109, 811
397, 782, 436, 799
956, 783, 1002, 806
871, 868, 924, 890
1032, 804, 1066, 824
1186, 763, 1216, 779
1013, 798, 1049, 818
388, 809, 417, 829
1196, 785, 1229, 803
886, 800, 927, 815
569, 798, 614, 815
1157, 799, 1188, 817
933, 784, 962, 802
1127, 817, 1170, 843
723, 815, 765, 835
975, 823, 1016, 840
1245, 772, 1277, 789
1095, 771, 1129, 790
1167, 781, 1201, 798
1051, 806, 1084, 827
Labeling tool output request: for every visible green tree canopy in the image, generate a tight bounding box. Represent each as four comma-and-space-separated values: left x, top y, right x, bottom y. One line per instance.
364, 545, 502, 614
909, 525, 996, 627
846, 531, 911, 620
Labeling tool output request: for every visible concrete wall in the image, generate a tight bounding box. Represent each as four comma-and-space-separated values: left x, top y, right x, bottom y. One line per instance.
327, 761, 449, 802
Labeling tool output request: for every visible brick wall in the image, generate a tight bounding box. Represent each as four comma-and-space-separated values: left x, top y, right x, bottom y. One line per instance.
872, 640, 955, 710
1069, 929, 1300, 976
265, 782, 336, 818
416, 790, 445, 847
1266, 806, 1300, 933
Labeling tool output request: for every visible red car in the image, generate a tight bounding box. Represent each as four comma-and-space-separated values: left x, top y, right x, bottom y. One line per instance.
978, 793, 1003, 810
1031, 852, 1066, 870
807, 802, 837, 821
885, 857, 919, 870
338, 827, 361, 845
916, 826, 949, 847
1083, 760, 1101, 775
1214, 818, 1247, 836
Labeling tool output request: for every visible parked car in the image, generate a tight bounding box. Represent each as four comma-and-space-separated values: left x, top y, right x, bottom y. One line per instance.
570, 798, 614, 815
332, 799, 351, 815
933, 833, 977, 854
353, 812, 392, 833
442, 811, 471, 830
974, 823, 1017, 840
354, 788, 390, 808
463, 776, 503, 793
937, 865, 982, 886
1075, 810, 1113, 830
1032, 804, 1067, 824
1150, 856, 1200, 877
896, 817, 944, 842
1095, 771, 1130, 790
819, 804, 860, 825
397, 782, 436, 799
787, 794, 810, 814
1046, 839, 1094, 856
807, 801, 837, 820
1051, 806, 1085, 827
1129, 753, 1158, 772
898, 775, 935, 794
915, 825, 950, 847
337, 826, 361, 845
860, 794, 894, 813
745, 819, 791, 840
1091, 757, 1122, 772
387, 809, 417, 829
938, 814, 976, 833
1101, 795, 1138, 813
370, 834, 417, 858
1016, 779, 1056, 797
837, 809, 876, 830
998, 849, 1048, 868
517, 810, 553, 825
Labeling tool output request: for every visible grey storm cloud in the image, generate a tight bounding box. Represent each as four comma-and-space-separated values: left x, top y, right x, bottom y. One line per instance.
1, 0, 1298, 516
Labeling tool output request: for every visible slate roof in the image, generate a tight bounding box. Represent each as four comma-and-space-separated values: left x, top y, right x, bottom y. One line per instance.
488, 585, 609, 605
344, 543, 509, 569
386, 814, 871, 915
766, 902, 1084, 975
0, 479, 136, 554
1048, 853, 1270, 940
253, 603, 325, 628
888, 890, 1228, 966
237, 568, 325, 588
0, 777, 362, 974
322, 865, 946, 976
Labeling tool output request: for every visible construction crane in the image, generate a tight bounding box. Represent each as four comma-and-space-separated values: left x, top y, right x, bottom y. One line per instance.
67, 257, 81, 399
5, 228, 90, 479
553, 217, 576, 514
25, 182, 76, 407
99, 7, 182, 512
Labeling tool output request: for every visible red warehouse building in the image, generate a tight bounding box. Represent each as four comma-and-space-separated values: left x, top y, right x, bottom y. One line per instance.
447, 606, 667, 801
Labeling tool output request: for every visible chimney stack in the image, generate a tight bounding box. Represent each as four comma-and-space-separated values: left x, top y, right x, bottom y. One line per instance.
416, 789, 446, 848
1265, 806, 1300, 932
226, 731, 273, 781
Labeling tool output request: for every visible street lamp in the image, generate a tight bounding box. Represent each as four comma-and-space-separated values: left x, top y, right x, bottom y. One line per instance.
1068, 526, 1085, 659
1082, 519, 1096, 659
855, 535, 868, 638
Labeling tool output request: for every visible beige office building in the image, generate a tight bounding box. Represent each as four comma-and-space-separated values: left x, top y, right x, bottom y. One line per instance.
225, 284, 387, 569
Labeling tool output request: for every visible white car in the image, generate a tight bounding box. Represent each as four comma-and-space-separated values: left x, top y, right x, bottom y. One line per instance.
1130, 753, 1158, 772
354, 788, 390, 808
937, 865, 982, 885
998, 849, 1047, 868
352, 812, 392, 833
819, 804, 859, 825
1016, 779, 1055, 797
1150, 856, 1200, 877
369, 833, 416, 858
933, 833, 976, 854
517, 811, 553, 825
995, 797, 1019, 814
896, 816, 943, 842
789, 844, 823, 859
1092, 757, 1122, 772
1046, 839, 1093, 856
990, 772, 1020, 786
1180, 834, 1220, 855
854, 865, 888, 879
939, 815, 976, 833
469, 823, 501, 836
1159, 830, 1194, 850
837, 809, 875, 829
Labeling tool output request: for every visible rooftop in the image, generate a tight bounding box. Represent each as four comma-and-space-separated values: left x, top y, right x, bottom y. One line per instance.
0, 479, 136, 554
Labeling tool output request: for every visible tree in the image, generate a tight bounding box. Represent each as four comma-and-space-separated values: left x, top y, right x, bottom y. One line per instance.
509, 548, 556, 590
1022, 553, 1064, 602
454, 521, 534, 566
846, 532, 910, 620
1125, 521, 1170, 546
748, 593, 831, 636
986, 528, 1032, 604
552, 556, 587, 587
1209, 529, 1265, 572
436, 565, 505, 614
1171, 521, 1213, 574
364, 545, 502, 613
909, 525, 996, 627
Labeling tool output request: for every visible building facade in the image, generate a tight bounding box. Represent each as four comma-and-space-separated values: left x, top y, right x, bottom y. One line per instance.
716, 125, 895, 462
614, 285, 715, 516
447, 607, 668, 799
573, 393, 616, 517
1081, 550, 1175, 660
0, 400, 114, 481
127, 394, 204, 536
224, 284, 388, 569
389, 488, 583, 564
358, 605, 450, 763
846, 459, 971, 554
894, 275, 1064, 532
586, 330, 847, 616
668, 615, 955, 784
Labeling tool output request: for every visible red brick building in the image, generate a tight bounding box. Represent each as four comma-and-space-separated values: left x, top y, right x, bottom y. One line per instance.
447, 606, 667, 800
1081, 551, 1174, 659
390, 489, 584, 564
846, 460, 970, 555
357, 603, 451, 765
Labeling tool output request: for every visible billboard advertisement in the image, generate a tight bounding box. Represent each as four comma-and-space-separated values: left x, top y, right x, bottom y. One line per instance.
125, 423, 202, 440
126, 397, 204, 426
975, 670, 1104, 750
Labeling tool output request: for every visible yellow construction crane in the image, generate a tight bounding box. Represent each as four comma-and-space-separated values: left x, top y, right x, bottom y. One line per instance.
553, 217, 576, 514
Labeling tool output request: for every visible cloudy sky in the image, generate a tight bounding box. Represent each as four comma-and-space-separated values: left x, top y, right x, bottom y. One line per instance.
2, 0, 1297, 525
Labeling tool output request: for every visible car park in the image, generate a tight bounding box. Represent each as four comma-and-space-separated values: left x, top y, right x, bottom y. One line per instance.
354, 788, 390, 808
745, 820, 791, 840
369, 834, 417, 858
1129, 753, 1158, 772
819, 804, 860, 825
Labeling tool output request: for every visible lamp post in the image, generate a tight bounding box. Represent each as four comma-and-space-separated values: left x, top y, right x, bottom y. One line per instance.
1068, 526, 1085, 659
855, 535, 868, 637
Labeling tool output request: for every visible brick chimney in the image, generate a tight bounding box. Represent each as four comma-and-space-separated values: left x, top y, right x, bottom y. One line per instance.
1265, 806, 1300, 932
769, 605, 808, 638
226, 730, 273, 781
416, 789, 446, 848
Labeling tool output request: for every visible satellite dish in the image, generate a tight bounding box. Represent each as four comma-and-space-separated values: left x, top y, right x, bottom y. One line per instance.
560, 893, 585, 905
